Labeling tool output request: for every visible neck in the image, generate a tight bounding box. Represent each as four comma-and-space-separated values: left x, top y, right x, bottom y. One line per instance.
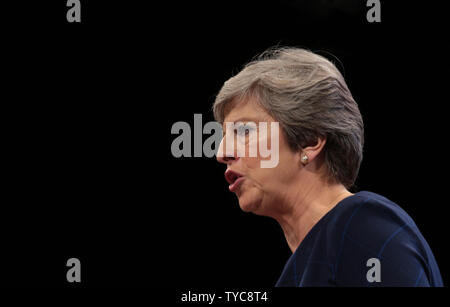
273, 181, 353, 253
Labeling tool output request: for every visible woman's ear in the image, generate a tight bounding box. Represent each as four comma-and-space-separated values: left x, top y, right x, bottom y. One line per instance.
300, 137, 327, 165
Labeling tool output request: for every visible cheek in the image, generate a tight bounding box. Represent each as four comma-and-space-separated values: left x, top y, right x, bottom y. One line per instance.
253, 149, 298, 187
237, 157, 267, 191
240, 137, 285, 183
242, 160, 279, 189
241, 126, 295, 188
238, 136, 262, 170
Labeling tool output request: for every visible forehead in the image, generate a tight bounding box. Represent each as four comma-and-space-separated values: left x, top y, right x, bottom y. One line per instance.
223, 97, 272, 123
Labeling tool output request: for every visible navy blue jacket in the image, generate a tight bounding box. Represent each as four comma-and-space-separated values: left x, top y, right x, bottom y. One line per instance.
276, 191, 443, 287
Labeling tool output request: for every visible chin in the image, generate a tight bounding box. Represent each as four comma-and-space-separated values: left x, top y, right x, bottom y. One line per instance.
236, 189, 264, 214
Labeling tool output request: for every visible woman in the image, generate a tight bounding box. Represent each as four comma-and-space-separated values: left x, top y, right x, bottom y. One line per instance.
214, 47, 443, 286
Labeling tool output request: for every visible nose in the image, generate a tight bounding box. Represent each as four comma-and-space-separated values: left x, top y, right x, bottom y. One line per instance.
216, 136, 238, 165
217, 154, 237, 164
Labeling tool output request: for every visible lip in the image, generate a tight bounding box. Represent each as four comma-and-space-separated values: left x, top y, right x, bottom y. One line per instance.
229, 176, 245, 192
224, 169, 244, 193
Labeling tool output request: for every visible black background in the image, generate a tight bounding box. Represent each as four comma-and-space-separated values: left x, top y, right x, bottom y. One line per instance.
2, 0, 448, 289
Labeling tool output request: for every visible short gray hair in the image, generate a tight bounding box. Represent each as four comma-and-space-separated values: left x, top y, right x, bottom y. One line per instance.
213, 47, 364, 189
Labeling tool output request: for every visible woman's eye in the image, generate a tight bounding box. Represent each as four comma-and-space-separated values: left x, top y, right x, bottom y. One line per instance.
235, 125, 254, 136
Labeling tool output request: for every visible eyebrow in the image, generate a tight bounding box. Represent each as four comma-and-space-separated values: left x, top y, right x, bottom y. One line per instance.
223, 117, 264, 123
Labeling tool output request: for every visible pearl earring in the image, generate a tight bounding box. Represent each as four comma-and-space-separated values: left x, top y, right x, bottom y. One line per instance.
301, 154, 309, 165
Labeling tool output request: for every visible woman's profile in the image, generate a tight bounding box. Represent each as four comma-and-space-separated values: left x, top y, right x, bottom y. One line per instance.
213, 47, 443, 287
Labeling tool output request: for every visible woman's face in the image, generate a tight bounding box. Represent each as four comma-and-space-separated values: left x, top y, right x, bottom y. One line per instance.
217, 99, 301, 216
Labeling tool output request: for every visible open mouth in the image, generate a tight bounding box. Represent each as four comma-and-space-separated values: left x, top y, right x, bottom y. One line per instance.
225, 169, 245, 192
